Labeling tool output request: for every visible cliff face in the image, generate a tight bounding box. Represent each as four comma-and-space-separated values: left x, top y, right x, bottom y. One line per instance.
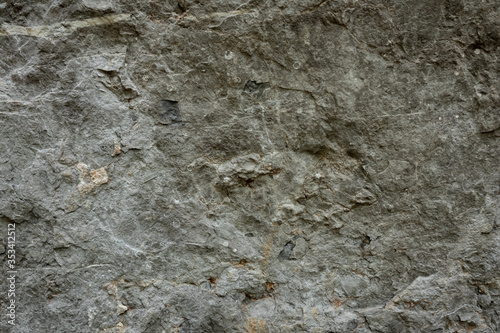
1, 1, 499, 332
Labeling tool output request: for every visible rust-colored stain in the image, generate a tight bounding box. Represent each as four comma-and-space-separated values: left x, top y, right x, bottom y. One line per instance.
245, 317, 267, 333
262, 238, 273, 269
332, 299, 347, 309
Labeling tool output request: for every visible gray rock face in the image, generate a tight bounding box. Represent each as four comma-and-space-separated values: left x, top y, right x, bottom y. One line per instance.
1, 1, 499, 332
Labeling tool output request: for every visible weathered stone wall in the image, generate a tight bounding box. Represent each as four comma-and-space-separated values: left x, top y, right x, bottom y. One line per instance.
1, 1, 499, 332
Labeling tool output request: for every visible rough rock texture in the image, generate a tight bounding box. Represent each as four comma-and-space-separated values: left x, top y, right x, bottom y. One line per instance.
1, 1, 500, 332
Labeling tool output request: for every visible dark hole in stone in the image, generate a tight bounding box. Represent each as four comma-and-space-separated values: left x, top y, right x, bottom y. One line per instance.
346, 148, 361, 159
159, 100, 182, 125
347, 320, 359, 330
277, 239, 296, 261
469, 40, 485, 50
243, 80, 270, 97
361, 235, 371, 248
177, 0, 187, 13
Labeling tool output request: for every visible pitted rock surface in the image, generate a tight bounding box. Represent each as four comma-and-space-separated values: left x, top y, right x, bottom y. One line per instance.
1, 1, 499, 332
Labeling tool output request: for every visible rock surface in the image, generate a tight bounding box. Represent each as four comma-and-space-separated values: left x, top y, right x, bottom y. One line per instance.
1, 1, 499, 332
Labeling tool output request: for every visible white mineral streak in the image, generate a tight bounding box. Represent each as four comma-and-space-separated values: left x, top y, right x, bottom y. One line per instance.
0, 13, 131, 37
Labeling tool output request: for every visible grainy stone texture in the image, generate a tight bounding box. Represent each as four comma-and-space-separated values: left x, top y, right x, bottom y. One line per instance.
1, 1, 499, 332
